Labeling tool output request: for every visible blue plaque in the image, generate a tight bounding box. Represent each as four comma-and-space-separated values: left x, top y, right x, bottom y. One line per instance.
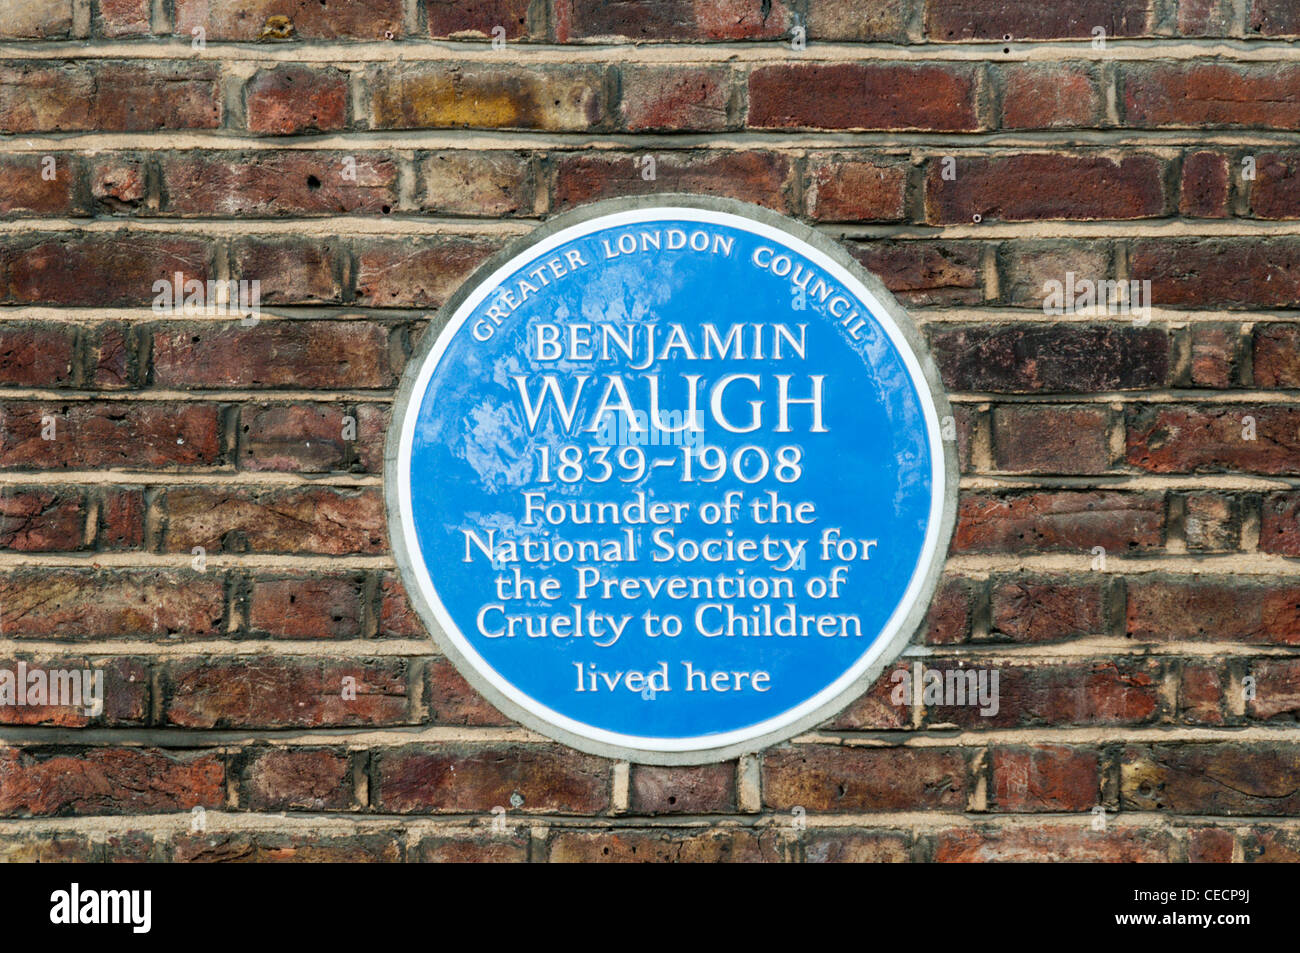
386, 196, 957, 763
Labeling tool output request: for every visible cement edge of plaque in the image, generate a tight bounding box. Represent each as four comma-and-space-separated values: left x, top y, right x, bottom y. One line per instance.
384, 193, 960, 766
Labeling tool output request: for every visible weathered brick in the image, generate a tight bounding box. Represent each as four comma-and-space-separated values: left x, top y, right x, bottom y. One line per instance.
248, 575, 364, 639
1178, 0, 1234, 35
1187, 827, 1235, 863
88, 156, 146, 213
160, 153, 397, 216
990, 745, 1100, 812
162, 656, 410, 728
629, 763, 736, 814
999, 63, 1102, 128
1123, 63, 1300, 128
88, 322, 134, 388
1262, 492, 1300, 555
0, 61, 221, 133
375, 744, 610, 814
824, 662, 914, 730
230, 238, 345, 305
555, 0, 789, 41
1251, 152, 1300, 219
157, 486, 385, 556
152, 321, 395, 389
998, 239, 1113, 308
1123, 744, 1300, 814
926, 155, 1166, 224
0, 570, 224, 640
926, 0, 1151, 39
1181, 151, 1231, 218
0, 656, 148, 727
619, 65, 731, 132
238, 403, 350, 473
931, 325, 1169, 393
0, 0, 72, 38
355, 237, 500, 308
990, 575, 1108, 643
805, 0, 908, 41
1189, 323, 1238, 387
424, 0, 540, 39
850, 241, 983, 306
548, 828, 785, 862
1127, 576, 1300, 644
992, 405, 1112, 474
240, 747, 353, 811
931, 825, 1171, 862
245, 66, 348, 136
0, 487, 85, 552
748, 63, 980, 131
1, 234, 211, 306
0, 747, 223, 816
0, 323, 76, 387
414, 832, 530, 862
801, 830, 911, 863
1126, 405, 1300, 474
1131, 238, 1300, 308
422, 152, 534, 217
0, 833, 98, 862
424, 657, 510, 726
0, 402, 221, 469
172, 0, 404, 40
1183, 492, 1241, 551
1255, 324, 1300, 386
368, 64, 604, 131
99, 487, 145, 550
0, 155, 79, 216
1249, 0, 1300, 35
379, 574, 423, 638
1179, 662, 1226, 725
553, 152, 796, 213
172, 832, 402, 862
764, 746, 969, 811
804, 155, 907, 222
95, 0, 150, 37
954, 491, 1164, 553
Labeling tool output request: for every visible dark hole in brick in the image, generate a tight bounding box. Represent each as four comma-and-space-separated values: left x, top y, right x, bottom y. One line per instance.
307, 175, 321, 189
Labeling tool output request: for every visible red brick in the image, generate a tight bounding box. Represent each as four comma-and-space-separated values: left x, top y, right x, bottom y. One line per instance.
355, 237, 500, 308
804, 155, 907, 223
1249, 659, 1300, 720
993, 405, 1112, 474
0, 833, 98, 862
368, 64, 604, 131
763, 746, 969, 811
748, 63, 980, 131
1249, 0, 1300, 35
1188, 827, 1235, 862
548, 829, 785, 862
3, 488, 85, 553
162, 656, 410, 728
89, 156, 146, 213
824, 663, 914, 730
152, 321, 395, 389
354, 404, 390, 473
1124, 63, 1300, 128
1126, 576, 1300, 644
1126, 405, 1300, 474
172, 0, 404, 39
0, 62, 221, 133
98, 487, 145, 550
160, 153, 397, 217
1189, 323, 1238, 387
1255, 324, 1300, 386
238, 403, 349, 473
95, 0, 150, 37
1179, 662, 1226, 725
230, 238, 345, 306
1131, 238, 1300, 308
804, 0, 908, 41
999, 64, 1102, 129
925, 576, 976, 645
932, 826, 1171, 862
931, 325, 1169, 393
927, 154, 1165, 224
629, 763, 736, 814
1251, 152, 1300, 219
1, 234, 211, 306
0, 155, 79, 216
88, 322, 135, 388
379, 575, 423, 638
998, 239, 1113, 308
157, 486, 385, 556
801, 830, 911, 863
0, 656, 148, 727
0, 747, 223, 816
1262, 492, 1300, 555
245, 66, 348, 136
0, 402, 221, 469
1124, 744, 1300, 814
555, 0, 789, 41
414, 833, 529, 862
1244, 827, 1300, 862
553, 152, 796, 213
0, 570, 224, 640
1178, 0, 1234, 35
424, 0, 540, 39
619, 66, 731, 132
0, 0, 72, 37
990, 745, 1100, 812
0, 323, 76, 386
1181, 151, 1231, 218
248, 575, 364, 639
954, 491, 1164, 554
240, 748, 353, 811
990, 575, 1108, 643
424, 657, 510, 726
926, 0, 1150, 39
375, 744, 610, 814
422, 152, 534, 217
850, 241, 982, 306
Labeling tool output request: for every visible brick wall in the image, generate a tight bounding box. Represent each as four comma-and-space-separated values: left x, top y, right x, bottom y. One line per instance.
0, 0, 1298, 863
